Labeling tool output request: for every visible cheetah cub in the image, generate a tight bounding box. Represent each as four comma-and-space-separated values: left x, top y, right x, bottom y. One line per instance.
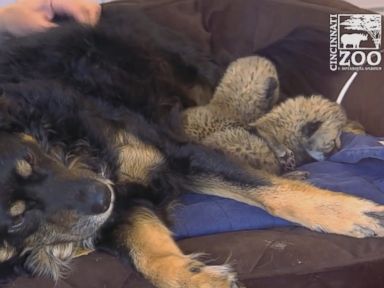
182, 56, 280, 141
183, 56, 348, 177
204, 95, 347, 175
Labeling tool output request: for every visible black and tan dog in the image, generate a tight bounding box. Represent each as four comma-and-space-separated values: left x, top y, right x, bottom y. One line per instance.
0, 5, 384, 288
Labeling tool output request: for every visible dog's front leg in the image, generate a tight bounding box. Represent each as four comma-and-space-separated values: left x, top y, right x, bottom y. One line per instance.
115, 207, 242, 288
192, 174, 384, 238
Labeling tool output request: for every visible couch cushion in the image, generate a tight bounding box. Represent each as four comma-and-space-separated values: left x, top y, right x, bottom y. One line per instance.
7, 228, 384, 288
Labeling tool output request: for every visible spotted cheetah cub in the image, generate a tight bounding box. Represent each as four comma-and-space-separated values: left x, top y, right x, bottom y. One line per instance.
204, 95, 347, 175
182, 57, 348, 176
182, 56, 279, 141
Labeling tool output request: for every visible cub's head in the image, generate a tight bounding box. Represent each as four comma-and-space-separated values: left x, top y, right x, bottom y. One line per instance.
296, 96, 347, 161
253, 95, 347, 165
0, 132, 114, 280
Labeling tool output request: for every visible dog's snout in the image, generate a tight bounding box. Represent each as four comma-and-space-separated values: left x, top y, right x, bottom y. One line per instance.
80, 182, 111, 215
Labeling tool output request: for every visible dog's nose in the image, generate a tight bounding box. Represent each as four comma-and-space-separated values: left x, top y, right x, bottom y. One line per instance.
82, 183, 112, 215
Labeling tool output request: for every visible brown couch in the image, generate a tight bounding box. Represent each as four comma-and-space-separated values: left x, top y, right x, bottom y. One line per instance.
5, 0, 384, 287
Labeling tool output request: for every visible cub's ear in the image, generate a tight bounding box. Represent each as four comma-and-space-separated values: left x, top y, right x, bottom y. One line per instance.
301, 121, 322, 137
264, 77, 278, 99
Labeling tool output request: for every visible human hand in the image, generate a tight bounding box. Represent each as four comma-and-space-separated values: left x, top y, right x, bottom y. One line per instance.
19, 0, 101, 26
0, 4, 57, 37
0, 0, 101, 37
50, 0, 101, 26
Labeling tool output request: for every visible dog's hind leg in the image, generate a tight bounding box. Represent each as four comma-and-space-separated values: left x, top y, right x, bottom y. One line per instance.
115, 207, 243, 288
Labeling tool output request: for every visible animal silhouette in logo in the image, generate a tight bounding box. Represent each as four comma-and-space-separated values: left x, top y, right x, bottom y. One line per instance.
340, 33, 368, 49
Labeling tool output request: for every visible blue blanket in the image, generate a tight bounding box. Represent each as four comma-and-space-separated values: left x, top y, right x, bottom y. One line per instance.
172, 133, 384, 239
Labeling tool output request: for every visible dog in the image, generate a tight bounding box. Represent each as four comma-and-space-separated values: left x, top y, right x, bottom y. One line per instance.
1, 5, 384, 288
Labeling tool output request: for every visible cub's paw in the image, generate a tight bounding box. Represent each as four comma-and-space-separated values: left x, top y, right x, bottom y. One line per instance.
277, 148, 296, 172
283, 170, 310, 180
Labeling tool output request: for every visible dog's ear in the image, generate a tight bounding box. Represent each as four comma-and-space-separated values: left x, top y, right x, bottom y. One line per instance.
302, 121, 322, 137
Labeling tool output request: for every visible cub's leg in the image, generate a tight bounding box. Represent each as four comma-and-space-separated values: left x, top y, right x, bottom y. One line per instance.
210, 56, 279, 124
182, 56, 279, 141
182, 106, 237, 141
282, 170, 310, 180
202, 127, 280, 174
115, 207, 243, 288
249, 123, 296, 172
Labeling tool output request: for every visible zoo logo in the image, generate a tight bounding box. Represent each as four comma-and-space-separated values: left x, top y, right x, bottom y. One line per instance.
330, 14, 382, 71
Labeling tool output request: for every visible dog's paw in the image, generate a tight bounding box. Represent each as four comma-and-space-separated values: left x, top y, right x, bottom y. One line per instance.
187, 262, 243, 288
333, 203, 384, 238
305, 196, 384, 238
152, 254, 243, 288
265, 180, 384, 239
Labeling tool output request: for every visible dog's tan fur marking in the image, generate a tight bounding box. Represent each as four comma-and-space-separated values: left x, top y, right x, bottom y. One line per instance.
0, 241, 16, 262
115, 133, 164, 184
9, 200, 26, 217
20, 133, 37, 143
117, 207, 238, 288
15, 160, 32, 178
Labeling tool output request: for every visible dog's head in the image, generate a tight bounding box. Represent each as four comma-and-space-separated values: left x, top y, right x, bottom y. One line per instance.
0, 132, 114, 280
